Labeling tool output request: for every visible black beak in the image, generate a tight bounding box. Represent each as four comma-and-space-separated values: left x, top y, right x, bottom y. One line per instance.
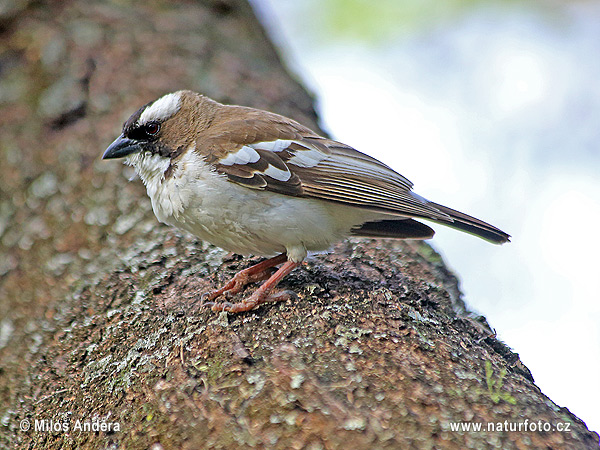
102, 134, 143, 159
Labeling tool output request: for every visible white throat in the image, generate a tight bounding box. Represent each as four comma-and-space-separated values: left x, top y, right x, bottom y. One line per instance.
124, 148, 212, 225
125, 151, 170, 191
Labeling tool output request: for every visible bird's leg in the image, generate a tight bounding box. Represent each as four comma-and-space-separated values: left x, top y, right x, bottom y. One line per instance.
207, 259, 300, 313
202, 253, 288, 302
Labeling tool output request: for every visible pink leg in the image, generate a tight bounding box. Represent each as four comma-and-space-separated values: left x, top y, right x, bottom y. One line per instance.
202, 253, 288, 302
207, 258, 300, 313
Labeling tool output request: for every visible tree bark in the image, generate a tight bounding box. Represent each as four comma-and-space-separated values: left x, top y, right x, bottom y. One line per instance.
0, 0, 598, 448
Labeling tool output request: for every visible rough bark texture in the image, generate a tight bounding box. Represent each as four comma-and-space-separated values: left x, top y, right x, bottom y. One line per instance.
0, 1, 598, 449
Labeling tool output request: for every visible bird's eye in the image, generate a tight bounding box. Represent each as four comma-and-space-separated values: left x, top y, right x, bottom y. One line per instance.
145, 122, 160, 136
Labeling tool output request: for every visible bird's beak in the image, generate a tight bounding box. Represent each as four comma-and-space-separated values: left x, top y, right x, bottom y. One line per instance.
102, 134, 143, 159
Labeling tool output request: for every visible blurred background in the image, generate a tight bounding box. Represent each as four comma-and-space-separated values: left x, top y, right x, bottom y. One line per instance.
252, 0, 600, 432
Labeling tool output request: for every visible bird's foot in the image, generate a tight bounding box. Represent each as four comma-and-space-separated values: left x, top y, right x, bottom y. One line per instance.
201, 267, 276, 301
204, 290, 295, 313
201, 253, 288, 302
203, 258, 300, 314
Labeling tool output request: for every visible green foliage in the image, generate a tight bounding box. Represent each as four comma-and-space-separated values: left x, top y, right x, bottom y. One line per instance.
315, 0, 538, 43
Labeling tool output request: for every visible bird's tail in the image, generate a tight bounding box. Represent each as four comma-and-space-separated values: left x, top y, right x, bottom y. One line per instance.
426, 202, 510, 244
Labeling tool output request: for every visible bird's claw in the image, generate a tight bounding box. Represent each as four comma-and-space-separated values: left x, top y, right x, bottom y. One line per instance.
202, 301, 235, 312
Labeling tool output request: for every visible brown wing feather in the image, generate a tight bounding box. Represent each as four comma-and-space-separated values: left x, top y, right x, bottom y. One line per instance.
197, 107, 448, 219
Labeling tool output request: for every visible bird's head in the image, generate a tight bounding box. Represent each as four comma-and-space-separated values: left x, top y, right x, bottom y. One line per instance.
103, 90, 217, 180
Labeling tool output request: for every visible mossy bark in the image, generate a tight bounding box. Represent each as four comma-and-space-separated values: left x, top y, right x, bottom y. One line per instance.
0, 0, 598, 448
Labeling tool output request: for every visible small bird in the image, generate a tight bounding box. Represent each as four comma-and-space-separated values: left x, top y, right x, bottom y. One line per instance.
103, 91, 509, 313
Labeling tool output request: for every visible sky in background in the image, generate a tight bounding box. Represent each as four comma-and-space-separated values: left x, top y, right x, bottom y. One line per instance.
253, 0, 600, 433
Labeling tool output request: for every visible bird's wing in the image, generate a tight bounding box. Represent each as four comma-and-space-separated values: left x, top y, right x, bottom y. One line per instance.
198, 111, 451, 221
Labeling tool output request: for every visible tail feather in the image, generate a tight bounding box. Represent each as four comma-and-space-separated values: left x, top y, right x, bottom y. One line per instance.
426, 202, 510, 244
349, 201, 510, 244
351, 218, 434, 239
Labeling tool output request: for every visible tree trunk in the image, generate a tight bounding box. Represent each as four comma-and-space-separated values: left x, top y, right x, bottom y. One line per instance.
0, 0, 597, 448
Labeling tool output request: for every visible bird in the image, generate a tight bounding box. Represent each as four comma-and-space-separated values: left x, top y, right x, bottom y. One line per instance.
103, 90, 510, 313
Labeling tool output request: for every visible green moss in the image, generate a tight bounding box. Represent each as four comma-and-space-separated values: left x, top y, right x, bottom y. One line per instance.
416, 241, 444, 264
485, 360, 517, 405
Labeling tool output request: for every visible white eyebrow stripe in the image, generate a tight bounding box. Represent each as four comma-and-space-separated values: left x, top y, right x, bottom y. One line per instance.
250, 140, 293, 152
139, 92, 182, 124
219, 145, 261, 166
262, 164, 291, 181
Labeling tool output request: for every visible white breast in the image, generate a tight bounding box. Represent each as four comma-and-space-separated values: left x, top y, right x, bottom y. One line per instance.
128, 149, 378, 262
